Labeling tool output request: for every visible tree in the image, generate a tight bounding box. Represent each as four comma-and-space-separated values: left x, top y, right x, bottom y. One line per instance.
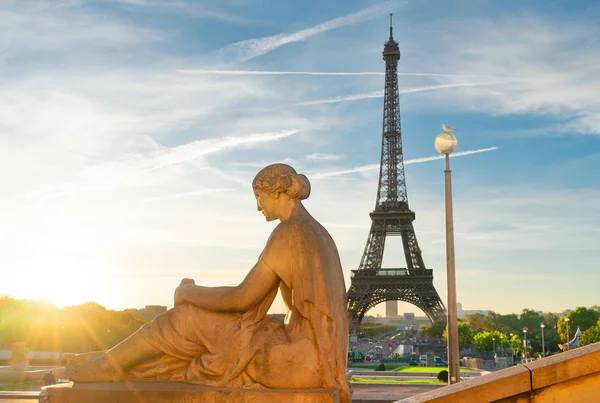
508, 334, 523, 355
519, 309, 544, 337
483, 311, 503, 332
580, 326, 600, 346
443, 321, 473, 350
544, 312, 560, 329
422, 320, 446, 339
467, 313, 485, 334
557, 307, 600, 342
473, 330, 506, 355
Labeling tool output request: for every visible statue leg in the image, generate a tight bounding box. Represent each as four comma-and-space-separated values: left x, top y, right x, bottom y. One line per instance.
64, 330, 161, 382
65, 351, 106, 367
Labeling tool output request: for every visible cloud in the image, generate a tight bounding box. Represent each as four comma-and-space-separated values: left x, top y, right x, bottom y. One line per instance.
25, 130, 299, 202
177, 69, 495, 79
411, 14, 600, 134
144, 130, 299, 171
306, 153, 343, 161
298, 82, 504, 106
215, 1, 395, 63
144, 188, 237, 203
308, 147, 499, 178
109, 0, 251, 23
0, 3, 163, 53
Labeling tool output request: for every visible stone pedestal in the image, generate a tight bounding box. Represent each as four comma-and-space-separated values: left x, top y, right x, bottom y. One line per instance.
40, 382, 340, 403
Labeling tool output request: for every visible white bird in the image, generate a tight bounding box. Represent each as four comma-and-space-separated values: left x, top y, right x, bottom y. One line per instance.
442, 123, 455, 131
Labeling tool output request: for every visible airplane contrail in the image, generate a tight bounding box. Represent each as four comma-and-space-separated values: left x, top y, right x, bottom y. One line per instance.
215, 1, 395, 63
308, 147, 499, 179
177, 69, 495, 79
299, 82, 501, 106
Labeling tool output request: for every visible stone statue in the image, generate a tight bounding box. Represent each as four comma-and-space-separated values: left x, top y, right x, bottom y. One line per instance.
64, 163, 351, 403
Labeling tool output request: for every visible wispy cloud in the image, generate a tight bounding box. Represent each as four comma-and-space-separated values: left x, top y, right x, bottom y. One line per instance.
215, 1, 395, 63
415, 15, 600, 134
144, 188, 237, 203
306, 153, 343, 161
177, 69, 494, 78
298, 82, 503, 106
299, 91, 384, 106
145, 130, 299, 171
110, 0, 250, 22
23, 130, 299, 202
308, 147, 499, 178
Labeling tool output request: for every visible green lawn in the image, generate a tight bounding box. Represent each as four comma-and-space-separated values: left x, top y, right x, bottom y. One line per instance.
350, 377, 445, 384
0, 381, 40, 391
395, 366, 474, 373
348, 364, 403, 371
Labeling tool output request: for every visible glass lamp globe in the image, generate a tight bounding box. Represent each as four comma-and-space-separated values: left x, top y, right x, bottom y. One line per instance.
434, 131, 458, 154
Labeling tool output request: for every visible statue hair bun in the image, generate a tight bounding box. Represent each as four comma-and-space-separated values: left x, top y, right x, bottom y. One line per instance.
288, 173, 311, 200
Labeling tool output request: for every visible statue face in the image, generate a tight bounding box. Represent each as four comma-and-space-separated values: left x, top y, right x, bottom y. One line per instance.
254, 188, 278, 222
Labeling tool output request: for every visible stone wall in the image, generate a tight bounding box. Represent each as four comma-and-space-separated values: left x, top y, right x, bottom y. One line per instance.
395, 341, 600, 403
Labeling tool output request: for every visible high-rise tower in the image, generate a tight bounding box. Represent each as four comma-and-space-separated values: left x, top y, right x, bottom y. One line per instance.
347, 16, 446, 328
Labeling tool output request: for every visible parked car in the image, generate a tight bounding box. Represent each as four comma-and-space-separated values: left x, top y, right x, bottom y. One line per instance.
434, 356, 447, 367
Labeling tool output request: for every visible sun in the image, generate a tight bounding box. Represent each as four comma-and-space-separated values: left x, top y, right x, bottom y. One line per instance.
9, 248, 103, 308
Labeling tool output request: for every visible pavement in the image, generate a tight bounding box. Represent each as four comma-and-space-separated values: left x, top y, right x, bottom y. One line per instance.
351, 383, 443, 402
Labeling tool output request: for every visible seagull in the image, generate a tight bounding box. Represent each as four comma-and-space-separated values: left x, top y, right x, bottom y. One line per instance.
442, 123, 455, 131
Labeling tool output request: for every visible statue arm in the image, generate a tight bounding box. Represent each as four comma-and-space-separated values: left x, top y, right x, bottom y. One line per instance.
176, 260, 280, 313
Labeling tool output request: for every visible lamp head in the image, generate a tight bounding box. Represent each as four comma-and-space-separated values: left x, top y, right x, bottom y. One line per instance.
434, 131, 458, 154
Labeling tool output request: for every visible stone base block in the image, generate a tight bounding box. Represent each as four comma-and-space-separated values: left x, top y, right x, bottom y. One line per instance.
40, 381, 340, 403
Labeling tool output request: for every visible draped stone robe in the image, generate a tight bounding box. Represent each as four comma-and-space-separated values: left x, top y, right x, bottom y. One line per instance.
128, 214, 351, 403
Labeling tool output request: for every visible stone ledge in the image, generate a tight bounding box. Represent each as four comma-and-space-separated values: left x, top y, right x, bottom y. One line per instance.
40, 381, 340, 403
393, 341, 600, 403
391, 364, 531, 403
526, 341, 600, 389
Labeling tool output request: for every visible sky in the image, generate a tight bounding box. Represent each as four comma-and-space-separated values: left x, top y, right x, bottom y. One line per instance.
1, 0, 599, 317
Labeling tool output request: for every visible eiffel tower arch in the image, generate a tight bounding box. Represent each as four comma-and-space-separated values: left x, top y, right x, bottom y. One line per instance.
347, 16, 446, 330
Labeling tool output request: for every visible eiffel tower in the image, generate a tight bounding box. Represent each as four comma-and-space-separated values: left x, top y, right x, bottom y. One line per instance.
347, 16, 446, 329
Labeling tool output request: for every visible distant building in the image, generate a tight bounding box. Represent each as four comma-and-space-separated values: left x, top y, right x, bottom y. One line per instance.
386, 301, 398, 318
136, 305, 167, 322
457, 302, 490, 319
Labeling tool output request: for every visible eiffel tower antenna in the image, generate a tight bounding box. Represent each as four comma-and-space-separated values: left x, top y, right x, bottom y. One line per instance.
389, 13, 393, 39
347, 19, 446, 329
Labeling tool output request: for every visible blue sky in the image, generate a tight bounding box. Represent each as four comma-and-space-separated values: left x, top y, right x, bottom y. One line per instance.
1, 0, 599, 316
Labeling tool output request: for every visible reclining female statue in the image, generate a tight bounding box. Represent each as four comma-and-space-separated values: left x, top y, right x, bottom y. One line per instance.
64, 163, 351, 403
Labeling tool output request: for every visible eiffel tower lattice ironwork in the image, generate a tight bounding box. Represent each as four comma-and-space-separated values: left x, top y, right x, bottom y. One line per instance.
347, 16, 446, 328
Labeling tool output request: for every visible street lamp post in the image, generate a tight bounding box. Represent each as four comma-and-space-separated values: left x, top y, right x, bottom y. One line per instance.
523, 329, 528, 363
434, 125, 459, 384
565, 318, 570, 351
540, 324, 545, 357
492, 338, 496, 357
59, 325, 65, 365
500, 336, 504, 357
0, 319, 4, 351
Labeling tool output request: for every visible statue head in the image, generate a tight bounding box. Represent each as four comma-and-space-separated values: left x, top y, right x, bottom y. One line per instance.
252, 164, 311, 221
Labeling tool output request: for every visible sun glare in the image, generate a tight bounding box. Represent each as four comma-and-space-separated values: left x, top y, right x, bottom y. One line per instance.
9, 250, 108, 308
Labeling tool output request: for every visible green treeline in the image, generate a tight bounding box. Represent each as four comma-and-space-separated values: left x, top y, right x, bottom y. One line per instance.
421, 306, 600, 355
0, 296, 147, 353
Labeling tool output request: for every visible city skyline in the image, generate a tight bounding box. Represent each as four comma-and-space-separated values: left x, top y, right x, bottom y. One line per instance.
1, 0, 599, 316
